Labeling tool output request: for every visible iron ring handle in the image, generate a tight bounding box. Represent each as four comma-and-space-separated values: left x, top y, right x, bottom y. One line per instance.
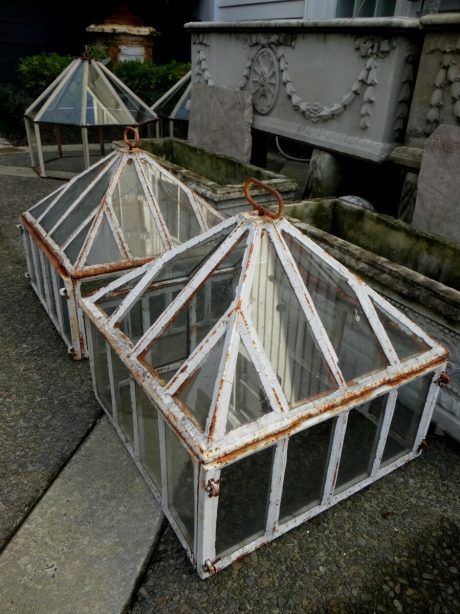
124, 126, 141, 150
243, 177, 284, 220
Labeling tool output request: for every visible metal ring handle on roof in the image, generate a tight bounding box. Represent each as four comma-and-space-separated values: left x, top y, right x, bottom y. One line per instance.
124, 126, 141, 150
243, 177, 285, 219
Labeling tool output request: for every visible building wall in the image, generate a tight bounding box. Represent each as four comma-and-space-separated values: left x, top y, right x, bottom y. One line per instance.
195, 1, 432, 22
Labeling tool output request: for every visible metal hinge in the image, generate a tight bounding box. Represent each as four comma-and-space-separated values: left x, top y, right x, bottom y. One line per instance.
203, 559, 217, 574
205, 478, 221, 498
434, 371, 450, 387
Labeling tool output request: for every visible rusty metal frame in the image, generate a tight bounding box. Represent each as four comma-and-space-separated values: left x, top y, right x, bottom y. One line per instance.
24, 58, 158, 176
22, 146, 222, 359
80, 209, 448, 578
81, 210, 447, 460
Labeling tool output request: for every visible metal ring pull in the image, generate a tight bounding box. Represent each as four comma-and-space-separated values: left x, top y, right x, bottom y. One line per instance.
243, 177, 285, 220
124, 126, 141, 150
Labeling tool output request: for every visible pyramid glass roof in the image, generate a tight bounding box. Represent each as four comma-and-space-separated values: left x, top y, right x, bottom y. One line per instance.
25, 58, 156, 126
81, 189, 446, 463
23, 140, 223, 276
151, 70, 191, 121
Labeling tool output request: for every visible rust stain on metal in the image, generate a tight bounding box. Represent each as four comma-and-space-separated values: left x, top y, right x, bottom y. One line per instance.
434, 371, 450, 386
21, 215, 68, 277
74, 256, 153, 279
208, 353, 447, 468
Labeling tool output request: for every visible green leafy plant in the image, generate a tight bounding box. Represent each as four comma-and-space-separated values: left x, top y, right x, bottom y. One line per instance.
17, 52, 74, 98
113, 60, 190, 106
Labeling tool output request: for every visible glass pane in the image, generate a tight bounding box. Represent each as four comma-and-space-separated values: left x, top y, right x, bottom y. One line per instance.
111, 350, 134, 445
280, 419, 335, 521
86, 64, 132, 125
252, 233, 337, 406
166, 426, 195, 546
89, 322, 112, 414
108, 76, 153, 124
176, 335, 225, 431
28, 186, 64, 220
226, 340, 271, 433
58, 275, 72, 344
336, 0, 354, 17
382, 374, 432, 465
63, 218, 94, 264
335, 395, 387, 493
372, 301, 431, 361
95, 267, 148, 315
51, 169, 115, 246
51, 268, 63, 324
178, 189, 201, 242
41, 254, 53, 307
153, 223, 236, 284
144, 165, 179, 240
36, 249, 46, 300
216, 445, 274, 556
142, 233, 246, 377
136, 383, 162, 489
24, 233, 37, 287
377, 0, 396, 16
84, 214, 123, 266
46, 261, 58, 321
120, 296, 144, 344
356, 0, 377, 17
111, 161, 165, 258
283, 232, 388, 382
40, 62, 85, 124
39, 157, 112, 233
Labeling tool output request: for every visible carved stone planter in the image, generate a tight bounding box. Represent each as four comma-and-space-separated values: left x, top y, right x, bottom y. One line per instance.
139, 137, 298, 215
284, 198, 460, 441
186, 19, 421, 162
405, 13, 460, 148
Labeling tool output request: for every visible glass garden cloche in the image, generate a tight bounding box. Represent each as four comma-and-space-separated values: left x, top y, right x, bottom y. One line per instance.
80, 178, 448, 578
20, 128, 223, 359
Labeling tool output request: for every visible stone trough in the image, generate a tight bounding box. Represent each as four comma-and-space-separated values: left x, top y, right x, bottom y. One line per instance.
138, 137, 298, 215
283, 198, 460, 441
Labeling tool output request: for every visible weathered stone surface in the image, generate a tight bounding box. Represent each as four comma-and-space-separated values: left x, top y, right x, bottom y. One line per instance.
397, 170, 418, 223
0, 418, 163, 614
188, 84, 253, 163
412, 124, 460, 243
139, 137, 298, 215
187, 21, 420, 161
405, 16, 460, 148
305, 149, 345, 198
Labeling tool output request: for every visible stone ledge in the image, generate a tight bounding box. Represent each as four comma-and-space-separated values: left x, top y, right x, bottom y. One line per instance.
389, 146, 423, 170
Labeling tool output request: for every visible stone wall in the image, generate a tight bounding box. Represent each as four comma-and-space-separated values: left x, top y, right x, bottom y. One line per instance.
186, 19, 421, 162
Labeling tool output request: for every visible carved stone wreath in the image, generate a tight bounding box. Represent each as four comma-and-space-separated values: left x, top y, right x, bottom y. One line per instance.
193, 34, 400, 131
249, 48, 280, 115
424, 37, 460, 136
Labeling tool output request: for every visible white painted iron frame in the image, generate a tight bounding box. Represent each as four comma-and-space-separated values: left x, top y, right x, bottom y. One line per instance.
80, 211, 448, 578
24, 57, 157, 176
21, 149, 221, 358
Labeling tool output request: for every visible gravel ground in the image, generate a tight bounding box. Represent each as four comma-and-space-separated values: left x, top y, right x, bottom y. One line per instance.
0, 168, 102, 550
131, 433, 460, 613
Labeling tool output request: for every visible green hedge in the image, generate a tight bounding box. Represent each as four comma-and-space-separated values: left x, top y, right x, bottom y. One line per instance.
17, 52, 74, 98
113, 60, 190, 106
15, 52, 189, 106
0, 53, 190, 142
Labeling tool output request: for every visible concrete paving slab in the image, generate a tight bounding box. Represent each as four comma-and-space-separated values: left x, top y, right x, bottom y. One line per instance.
0, 417, 164, 614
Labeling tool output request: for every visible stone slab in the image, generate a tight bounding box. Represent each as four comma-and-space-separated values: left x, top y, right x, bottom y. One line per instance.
0, 418, 163, 614
412, 124, 460, 244
188, 84, 253, 163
